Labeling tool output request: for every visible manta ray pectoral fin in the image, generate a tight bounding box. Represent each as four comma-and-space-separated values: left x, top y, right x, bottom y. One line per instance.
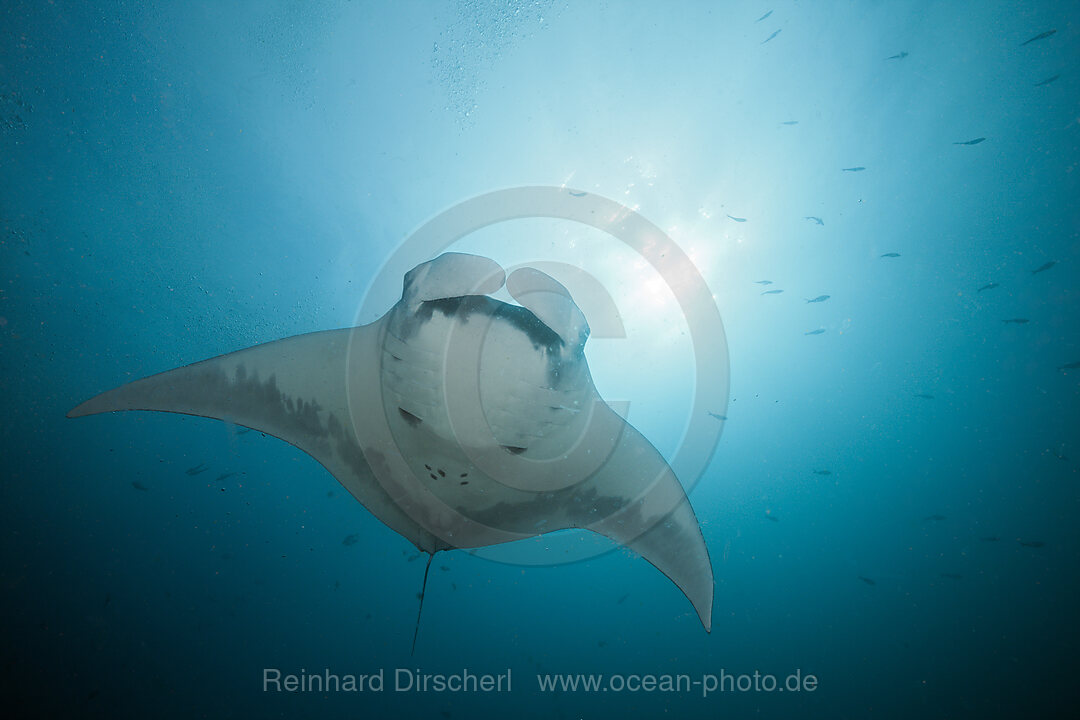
577, 404, 714, 631
67, 325, 443, 553
506, 267, 590, 349
402, 252, 505, 305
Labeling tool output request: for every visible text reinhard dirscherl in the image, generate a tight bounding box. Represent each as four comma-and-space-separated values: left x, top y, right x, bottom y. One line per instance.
263, 668, 512, 694
262, 668, 819, 697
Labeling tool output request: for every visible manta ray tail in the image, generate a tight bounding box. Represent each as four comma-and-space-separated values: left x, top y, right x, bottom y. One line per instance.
411, 552, 435, 656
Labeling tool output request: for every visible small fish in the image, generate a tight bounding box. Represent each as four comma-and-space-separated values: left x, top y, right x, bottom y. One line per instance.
236, 427, 252, 435
727, 214, 747, 222
761, 289, 783, 295
1020, 29, 1056, 46
913, 393, 935, 400
754, 280, 773, 285
131, 481, 148, 491
1018, 540, 1045, 548
939, 573, 963, 580
953, 137, 986, 145
857, 576, 876, 586
185, 463, 208, 476
977, 282, 998, 292
1058, 360, 1080, 371
406, 553, 422, 562
781, 120, 799, 125
1032, 260, 1056, 274
707, 411, 728, 421
755, 10, 772, 22
616, 593, 629, 605
568, 190, 587, 198
805, 295, 830, 303
842, 166, 865, 172
1033, 74, 1059, 87
1002, 318, 1029, 324
761, 29, 781, 44
922, 514, 946, 523
813, 469, 832, 476
104, 593, 111, 608
213, 472, 238, 483
980, 536, 1000, 542
765, 514, 779, 522
804, 329, 826, 335
886, 51, 909, 60
804, 216, 824, 225
1048, 447, 1068, 462
440, 565, 450, 571
880, 252, 901, 258
342, 534, 359, 546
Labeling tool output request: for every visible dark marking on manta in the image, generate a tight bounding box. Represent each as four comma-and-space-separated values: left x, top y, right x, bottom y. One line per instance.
414, 296, 567, 357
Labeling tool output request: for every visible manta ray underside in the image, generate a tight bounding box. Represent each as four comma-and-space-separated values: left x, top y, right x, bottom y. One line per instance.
68, 253, 714, 632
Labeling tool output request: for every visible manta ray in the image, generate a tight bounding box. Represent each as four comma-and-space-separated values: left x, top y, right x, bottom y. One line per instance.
68, 253, 714, 638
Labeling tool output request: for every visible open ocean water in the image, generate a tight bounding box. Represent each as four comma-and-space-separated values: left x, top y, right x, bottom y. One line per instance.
1, 1, 1078, 718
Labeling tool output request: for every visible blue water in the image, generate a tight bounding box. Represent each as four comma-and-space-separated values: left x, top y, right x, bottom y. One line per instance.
2, 1, 1078, 718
